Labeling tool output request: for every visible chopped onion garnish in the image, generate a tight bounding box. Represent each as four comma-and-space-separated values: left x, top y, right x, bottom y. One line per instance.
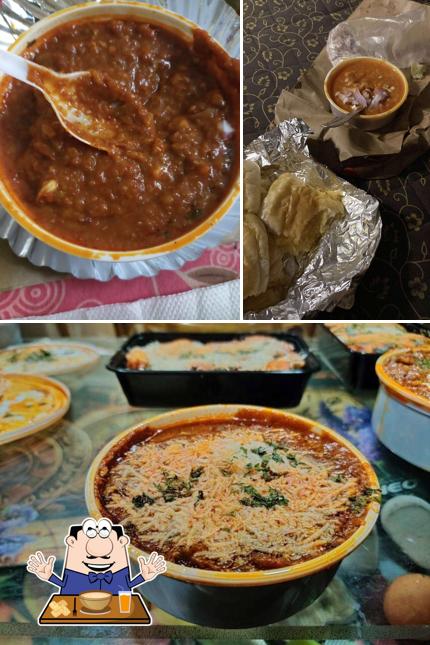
335, 86, 391, 110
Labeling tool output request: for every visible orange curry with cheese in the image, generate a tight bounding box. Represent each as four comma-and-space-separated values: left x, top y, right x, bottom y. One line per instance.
95, 410, 378, 572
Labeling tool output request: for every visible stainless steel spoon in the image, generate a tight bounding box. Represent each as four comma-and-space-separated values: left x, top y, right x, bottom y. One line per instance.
321, 105, 365, 131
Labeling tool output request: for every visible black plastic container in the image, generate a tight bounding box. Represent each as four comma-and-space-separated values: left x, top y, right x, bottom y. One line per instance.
319, 325, 387, 389
319, 324, 430, 390
107, 332, 320, 408
141, 562, 339, 628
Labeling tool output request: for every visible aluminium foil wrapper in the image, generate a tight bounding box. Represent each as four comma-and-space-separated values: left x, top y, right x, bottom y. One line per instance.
244, 118, 381, 320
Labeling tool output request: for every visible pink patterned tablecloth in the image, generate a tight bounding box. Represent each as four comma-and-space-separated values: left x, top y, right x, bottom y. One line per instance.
0, 243, 239, 319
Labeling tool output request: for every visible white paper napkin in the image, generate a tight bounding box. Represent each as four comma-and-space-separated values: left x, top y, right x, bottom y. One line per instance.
22, 280, 240, 321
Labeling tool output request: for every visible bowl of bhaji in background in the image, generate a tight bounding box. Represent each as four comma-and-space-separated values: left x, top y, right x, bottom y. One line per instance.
373, 348, 430, 471
0, 2, 240, 261
324, 56, 408, 131
86, 404, 380, 628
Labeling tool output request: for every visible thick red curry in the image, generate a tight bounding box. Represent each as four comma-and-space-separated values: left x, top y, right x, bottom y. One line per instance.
0, 18, 239, 251
95, 410, 378, 572
383, 350, 430, 402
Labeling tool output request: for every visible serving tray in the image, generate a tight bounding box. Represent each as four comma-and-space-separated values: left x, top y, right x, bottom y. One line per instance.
39, 593, 151, 625
0, 0, 240, 280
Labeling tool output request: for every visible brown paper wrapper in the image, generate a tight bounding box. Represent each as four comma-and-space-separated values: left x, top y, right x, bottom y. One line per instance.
275, 0, 430, 179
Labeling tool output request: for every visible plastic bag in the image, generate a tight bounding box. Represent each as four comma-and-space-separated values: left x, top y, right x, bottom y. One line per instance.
327, 7, 430, 69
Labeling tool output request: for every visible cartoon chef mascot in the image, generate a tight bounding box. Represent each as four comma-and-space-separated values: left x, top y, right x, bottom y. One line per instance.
27, 517, 166, 595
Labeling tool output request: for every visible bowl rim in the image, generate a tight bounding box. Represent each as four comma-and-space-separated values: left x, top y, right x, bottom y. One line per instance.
0, 341, 100, 374
0, 0, 240, 262
323, 55, 409, 120
85, 403, 381, 588
0, 372, 71, 446
375, 347, 430, 413
79, 590, 112, 598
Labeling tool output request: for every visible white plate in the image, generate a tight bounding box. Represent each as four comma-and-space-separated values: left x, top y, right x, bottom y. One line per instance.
0, 373, 70, 445
0, 341, 100, 375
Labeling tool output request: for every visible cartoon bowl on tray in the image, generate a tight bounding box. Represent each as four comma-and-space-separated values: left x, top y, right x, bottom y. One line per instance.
79, 591, 112, 613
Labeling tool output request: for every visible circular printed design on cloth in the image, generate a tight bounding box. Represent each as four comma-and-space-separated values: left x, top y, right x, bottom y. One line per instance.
0, 244, 240, 318
3, 282, 67, 319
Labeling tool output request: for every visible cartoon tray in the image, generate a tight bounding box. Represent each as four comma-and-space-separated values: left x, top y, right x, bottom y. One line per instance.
39, 593, 151, 625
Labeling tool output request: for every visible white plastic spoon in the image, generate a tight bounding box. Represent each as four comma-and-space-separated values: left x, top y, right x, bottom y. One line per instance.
0, 50, 120, 152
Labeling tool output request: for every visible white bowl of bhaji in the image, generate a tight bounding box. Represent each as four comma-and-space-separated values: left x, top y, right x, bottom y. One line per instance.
324, 56, 408, 131
86, 404, 380, 628
0, 2, 239, 262
373, 348, 430, 471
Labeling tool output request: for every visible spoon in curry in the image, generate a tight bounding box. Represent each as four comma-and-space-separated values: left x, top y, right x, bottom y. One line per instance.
0, 50, 126, 153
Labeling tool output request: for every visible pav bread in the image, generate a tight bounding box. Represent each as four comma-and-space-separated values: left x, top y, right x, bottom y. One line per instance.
243, 160, 262, 214
243, 213, 270, 298
261, 173, 345, 256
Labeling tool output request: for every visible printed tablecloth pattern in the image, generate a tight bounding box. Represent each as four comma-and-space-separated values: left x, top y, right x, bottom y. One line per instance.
0, 244, 239, 319
244, 0, 430, 319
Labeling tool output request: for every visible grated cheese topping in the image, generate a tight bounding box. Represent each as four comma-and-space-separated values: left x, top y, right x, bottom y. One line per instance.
125, 335, 305, 371
100, 419, 376, 572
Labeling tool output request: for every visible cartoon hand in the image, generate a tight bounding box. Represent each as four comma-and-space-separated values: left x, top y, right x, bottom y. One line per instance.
26, 551, 56, 581
138, 552, 167, 582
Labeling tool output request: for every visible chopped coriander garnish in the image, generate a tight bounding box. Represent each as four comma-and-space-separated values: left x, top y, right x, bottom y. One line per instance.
132, 493, 155, 508
194, 490, 204, 507
6, 347, 55, 363
331, 473, 345, 483
271, 451, 284, 463
188, 207, 202, 220
156, 471, 193, 502
155, 467, 207, 502
251, 446, 267, 457
418, 357, 430, 370
266, 441, 300, 466
25, 348, 54, 362
190, 466, 204, 480
349, 487, 381, 514
240, 485, 288, 509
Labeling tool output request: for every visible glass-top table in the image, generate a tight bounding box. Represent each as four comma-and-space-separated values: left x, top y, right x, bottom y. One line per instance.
0, 334, 428, 641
